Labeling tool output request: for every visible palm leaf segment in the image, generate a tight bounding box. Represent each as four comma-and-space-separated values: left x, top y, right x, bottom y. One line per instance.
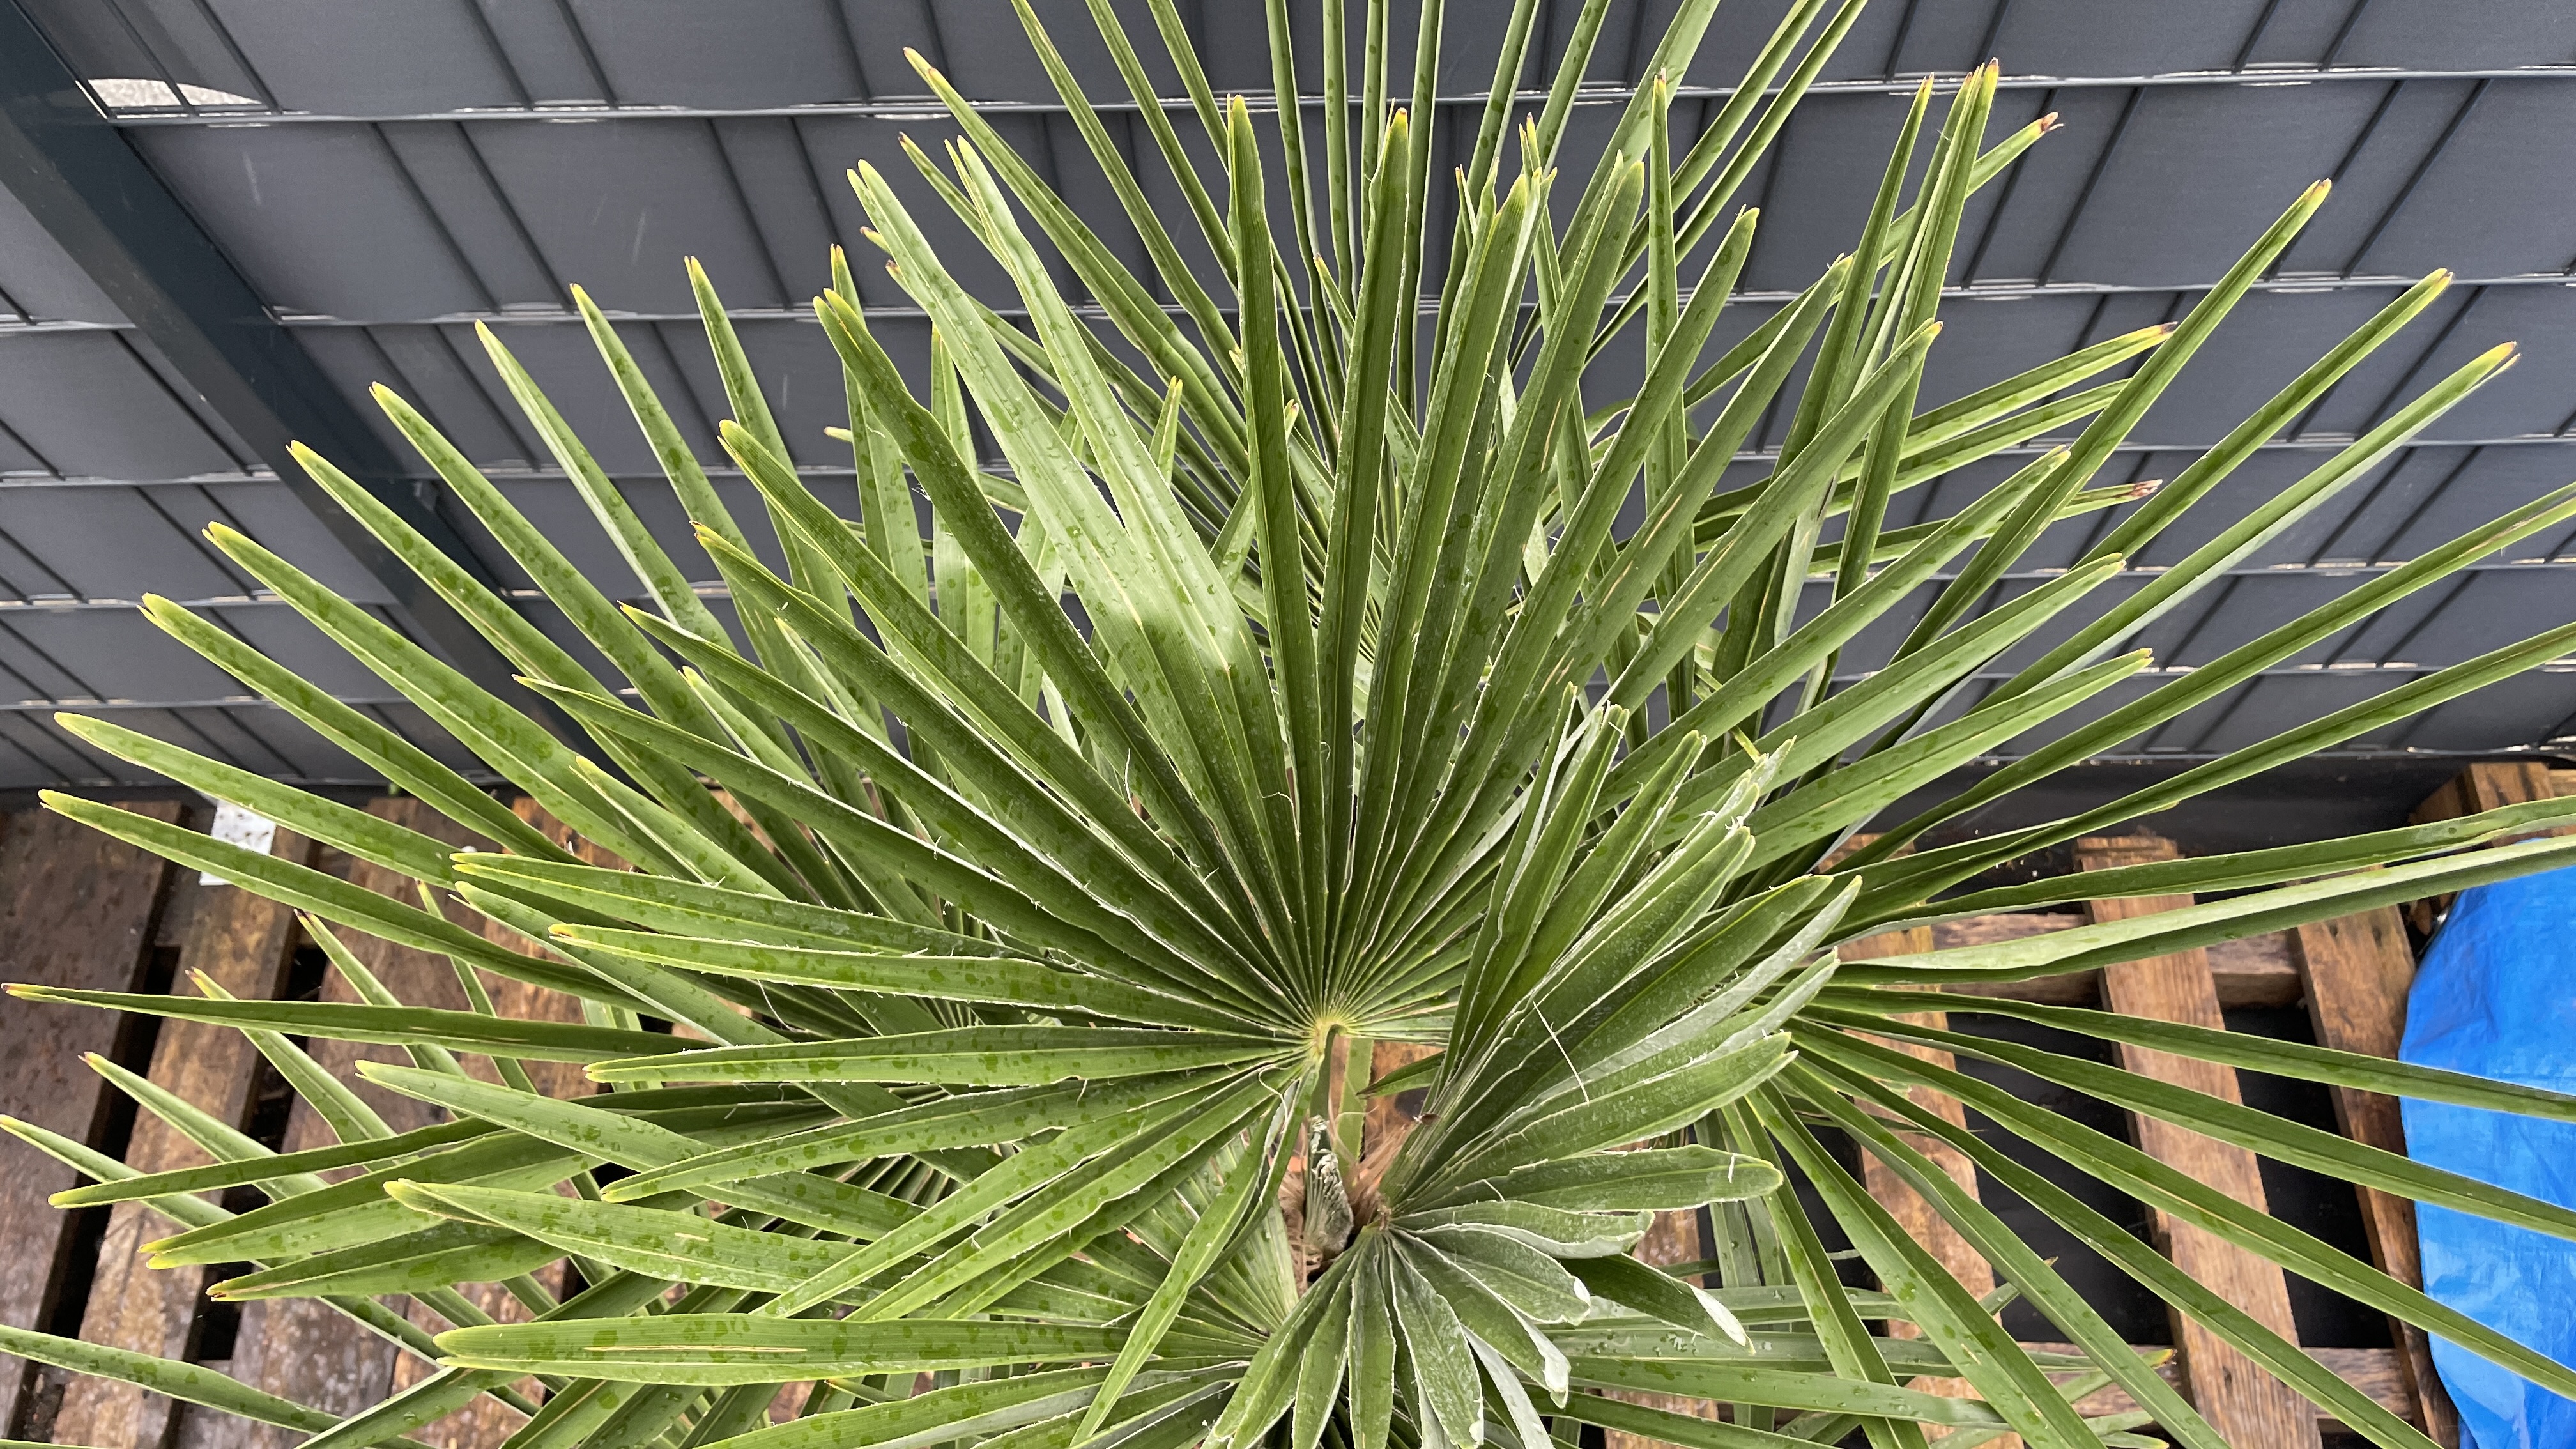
17, 3, 2576, 1448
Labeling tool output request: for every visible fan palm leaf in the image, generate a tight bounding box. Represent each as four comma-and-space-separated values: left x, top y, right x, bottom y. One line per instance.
12, 4, 2576, 1449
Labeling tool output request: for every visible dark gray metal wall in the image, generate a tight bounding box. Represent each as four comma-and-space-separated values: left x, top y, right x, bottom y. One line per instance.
1, 0, 2573, 788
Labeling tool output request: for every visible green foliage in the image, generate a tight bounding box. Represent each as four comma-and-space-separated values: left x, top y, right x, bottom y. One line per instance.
11, 3, 2576, 1448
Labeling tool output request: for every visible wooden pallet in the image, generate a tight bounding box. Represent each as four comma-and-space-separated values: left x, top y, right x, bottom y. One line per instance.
0, 798, 604, 1449
1568, 769, 2543, 1449
0, 801, 188, 1441
0, 772, 2544, 1447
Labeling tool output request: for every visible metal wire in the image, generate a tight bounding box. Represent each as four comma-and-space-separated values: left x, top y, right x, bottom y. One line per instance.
87, 66, 2576, 127
0, 261, 2547, 341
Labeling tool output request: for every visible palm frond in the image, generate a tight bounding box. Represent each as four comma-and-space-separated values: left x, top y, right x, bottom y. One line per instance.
12, 5, 2574, 1449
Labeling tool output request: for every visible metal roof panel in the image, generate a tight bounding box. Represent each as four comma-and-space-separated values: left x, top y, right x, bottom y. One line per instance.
0, 332, 241, 479
133, 125, 491, 322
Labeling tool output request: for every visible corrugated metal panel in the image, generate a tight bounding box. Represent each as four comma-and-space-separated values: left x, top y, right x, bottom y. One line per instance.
0, 0, 2570, 786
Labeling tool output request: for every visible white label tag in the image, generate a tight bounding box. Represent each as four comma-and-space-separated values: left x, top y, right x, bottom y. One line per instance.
201, 801, 277, 885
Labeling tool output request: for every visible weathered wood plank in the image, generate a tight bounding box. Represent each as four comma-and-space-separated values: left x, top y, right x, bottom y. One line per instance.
1844, 923, 1994, 1305
1921, 913, 2304, 1007
2407, 760, 2566, 931
0, 800, 186, 1439
223, 800, 512, 1449
2027, 1341, 2411, 1432
52, 830, 317, 1449
2293, 905, 2456, 1445
2411, 760, 2559, 831
1840, 913, 2016, 1448
385, 801, 615, 1449
2077, 834, 2320, 1449
452, 799, 618, 1091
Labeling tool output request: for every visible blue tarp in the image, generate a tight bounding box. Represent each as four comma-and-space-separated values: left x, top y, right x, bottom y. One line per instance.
2402, 870, 2576, 1449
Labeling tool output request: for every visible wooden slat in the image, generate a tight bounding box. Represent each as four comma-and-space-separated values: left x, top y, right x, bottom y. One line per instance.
2028, 1342, 2411, 1432
383, 801, 610, 1449
456, 799, 620, 1098
2078, 835, 2319, 1449
1922, 913, 2306, 1007
1840, 915, 2018, 1449
2292, 906, 2457, 1445
1833, 837, 1994, 1314
0, 800, 186, 1439
220, 799, 586, 1449
51, 830, 317, 1449
1844, 924, 1995, 1306
2406, 760, 2567, 931
2410, 760, 2559, 830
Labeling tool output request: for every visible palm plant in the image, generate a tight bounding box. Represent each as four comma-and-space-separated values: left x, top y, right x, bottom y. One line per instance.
13, 2, 2576, 1447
